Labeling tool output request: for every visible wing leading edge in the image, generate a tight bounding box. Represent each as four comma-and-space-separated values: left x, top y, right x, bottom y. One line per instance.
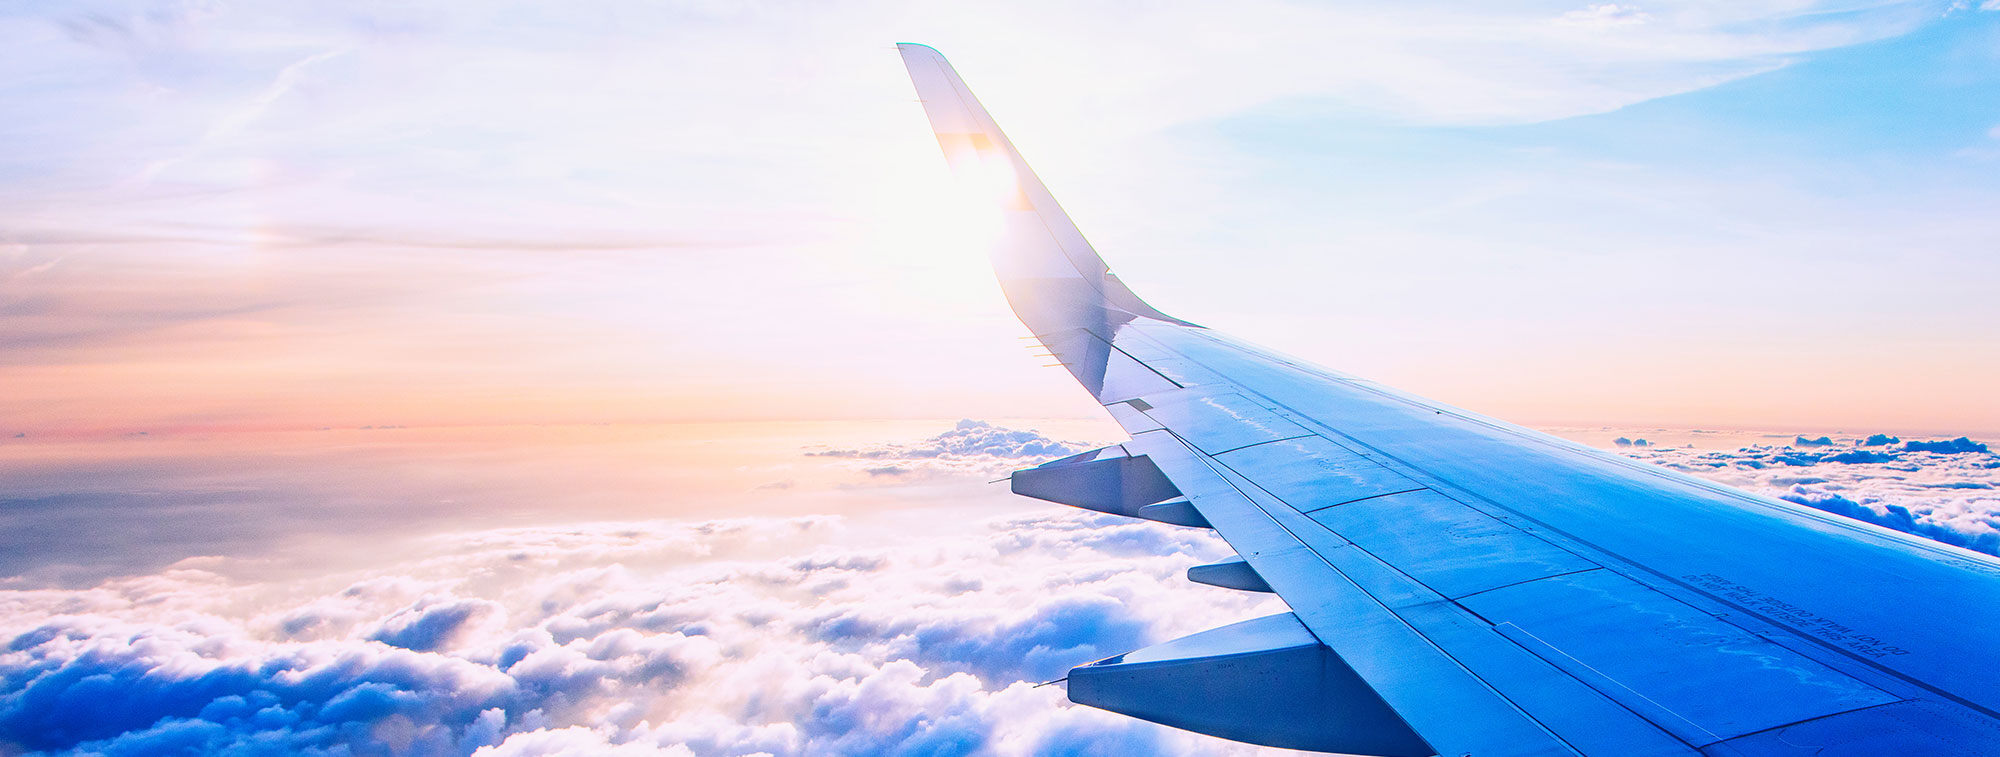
896, 44, 2000, 756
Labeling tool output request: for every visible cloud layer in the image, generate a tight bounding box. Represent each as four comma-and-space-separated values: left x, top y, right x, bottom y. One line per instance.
805, 420, 1088, 478
1624, 435, 2000, 555
0, 512, 1281, 756
2, 421, 1994, 755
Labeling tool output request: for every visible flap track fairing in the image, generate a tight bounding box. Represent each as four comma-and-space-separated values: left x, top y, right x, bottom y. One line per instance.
1067, 613, 1433, 756
1011, 446, 1190, 525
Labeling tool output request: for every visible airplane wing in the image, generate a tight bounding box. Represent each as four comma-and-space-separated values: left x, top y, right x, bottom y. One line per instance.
896, 44, 2000, 757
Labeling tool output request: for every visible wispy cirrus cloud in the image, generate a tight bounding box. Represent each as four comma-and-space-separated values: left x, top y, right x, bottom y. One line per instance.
4, 0, 1995, 435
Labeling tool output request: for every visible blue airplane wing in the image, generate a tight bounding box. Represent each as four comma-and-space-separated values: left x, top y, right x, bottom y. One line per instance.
897, 44, 2000, 756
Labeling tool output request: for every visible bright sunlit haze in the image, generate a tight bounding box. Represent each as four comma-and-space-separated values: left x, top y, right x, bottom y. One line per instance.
6, 1, 1998, 437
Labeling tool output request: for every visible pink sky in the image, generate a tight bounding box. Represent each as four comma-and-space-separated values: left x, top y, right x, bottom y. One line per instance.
5, 231, 1993, 440
6, 2, 1998, 440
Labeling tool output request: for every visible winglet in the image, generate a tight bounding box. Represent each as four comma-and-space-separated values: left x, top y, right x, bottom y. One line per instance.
895, 44, 1192, 341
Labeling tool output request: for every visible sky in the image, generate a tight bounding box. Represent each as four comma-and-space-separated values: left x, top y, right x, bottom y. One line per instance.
3, 0, 1998, 435
3, 0, 2000, 755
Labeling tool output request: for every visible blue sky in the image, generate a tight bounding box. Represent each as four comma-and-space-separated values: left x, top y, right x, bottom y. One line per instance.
1099, 5, 2000, 432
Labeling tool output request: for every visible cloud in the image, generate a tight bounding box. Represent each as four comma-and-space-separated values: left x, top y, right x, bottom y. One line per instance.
0, 0, 1948, 245
1820, 449, 1897, 464
138, 47, 355, 184
1623, 434, 2000, 555
808, 420, 1086, 461
1555, 4, 1654, 30
4, 0, 1995, 440
370, 597, 504, 652
0, 512, 1279, 756
2, 420, 1995, 754
1903, 437, 1989, 454
806, 420, 1091, 478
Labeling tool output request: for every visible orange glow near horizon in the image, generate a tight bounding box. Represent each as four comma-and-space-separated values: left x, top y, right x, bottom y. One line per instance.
5, 227, 1997, 441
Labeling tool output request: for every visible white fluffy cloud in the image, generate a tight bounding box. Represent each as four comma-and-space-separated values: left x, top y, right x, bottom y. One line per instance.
0, 512, 1282, 756
3, 421, 1994, 755
804, 420, 1088, 478
1623, 435, 2000, 555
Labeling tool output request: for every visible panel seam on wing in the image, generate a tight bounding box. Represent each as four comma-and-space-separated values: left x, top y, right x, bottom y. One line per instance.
1138, 428, 1599, 756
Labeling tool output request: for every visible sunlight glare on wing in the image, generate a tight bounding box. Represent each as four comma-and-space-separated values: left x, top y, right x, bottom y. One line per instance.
962, 141, 1027, 211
